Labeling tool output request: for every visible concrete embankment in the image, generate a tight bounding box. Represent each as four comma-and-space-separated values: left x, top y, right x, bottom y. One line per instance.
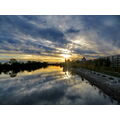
71, 68, 120, 103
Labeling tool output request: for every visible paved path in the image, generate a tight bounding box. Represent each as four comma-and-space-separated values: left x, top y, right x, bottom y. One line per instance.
72, 68, 120, 103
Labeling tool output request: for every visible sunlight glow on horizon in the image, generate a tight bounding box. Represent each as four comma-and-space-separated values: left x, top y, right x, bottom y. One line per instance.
0, 53, 70, 63
61, 54, 71, 59
0, 16, 120, 63
0, 52, 91, 63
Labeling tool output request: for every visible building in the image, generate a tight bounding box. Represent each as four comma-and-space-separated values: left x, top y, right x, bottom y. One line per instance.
109, 55, 120, 68
104, 55, 120, 68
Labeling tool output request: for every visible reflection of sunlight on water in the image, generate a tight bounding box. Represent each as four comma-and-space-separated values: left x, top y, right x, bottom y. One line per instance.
18, 66, 63, 77
0, 65, 118, 105
64, 71, 71, 79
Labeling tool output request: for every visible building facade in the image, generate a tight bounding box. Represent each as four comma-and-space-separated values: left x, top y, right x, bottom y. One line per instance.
106, 55, 120, 68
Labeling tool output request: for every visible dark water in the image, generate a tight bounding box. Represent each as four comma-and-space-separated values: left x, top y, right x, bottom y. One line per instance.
0, 66, 118, 105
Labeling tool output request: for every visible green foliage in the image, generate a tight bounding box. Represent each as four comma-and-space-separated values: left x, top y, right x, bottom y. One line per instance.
63, 58, 120, 77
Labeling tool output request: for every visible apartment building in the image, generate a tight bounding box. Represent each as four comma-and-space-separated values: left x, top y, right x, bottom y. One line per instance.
106, 55, 120, 68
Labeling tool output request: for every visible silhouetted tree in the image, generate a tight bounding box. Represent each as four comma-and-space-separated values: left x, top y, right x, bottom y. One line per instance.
0, 59, 49, 77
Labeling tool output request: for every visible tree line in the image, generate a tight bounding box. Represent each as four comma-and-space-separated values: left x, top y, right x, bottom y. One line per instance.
63, 58, 120, 77
0, 59, 48, 77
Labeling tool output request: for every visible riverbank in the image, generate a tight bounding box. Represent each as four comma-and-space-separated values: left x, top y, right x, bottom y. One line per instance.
64, 59, 120, 78
71, 68, 120, 103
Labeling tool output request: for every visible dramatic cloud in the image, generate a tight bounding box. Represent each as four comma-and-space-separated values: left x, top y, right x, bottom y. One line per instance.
0, 15, 120, 62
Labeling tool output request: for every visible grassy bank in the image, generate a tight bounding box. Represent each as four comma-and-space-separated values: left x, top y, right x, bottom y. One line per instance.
63, 60, 120, 78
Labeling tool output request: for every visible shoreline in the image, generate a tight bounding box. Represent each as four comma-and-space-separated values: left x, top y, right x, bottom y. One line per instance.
71, 68, 120, 103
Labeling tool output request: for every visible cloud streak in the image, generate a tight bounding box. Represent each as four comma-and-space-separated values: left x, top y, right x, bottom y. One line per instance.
0, 15, 120, 62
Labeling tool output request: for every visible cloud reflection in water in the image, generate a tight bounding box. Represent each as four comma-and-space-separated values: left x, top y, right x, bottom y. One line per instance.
0, 66, 118, 105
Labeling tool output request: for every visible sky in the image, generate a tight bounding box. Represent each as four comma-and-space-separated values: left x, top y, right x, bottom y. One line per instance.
0, 15, 120, 62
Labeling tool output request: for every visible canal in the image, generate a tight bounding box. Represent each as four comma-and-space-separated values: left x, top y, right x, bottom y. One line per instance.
0, 66, 118, 105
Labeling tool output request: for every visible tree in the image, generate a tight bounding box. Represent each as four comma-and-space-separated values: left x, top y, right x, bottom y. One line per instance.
9, 58, 17, 65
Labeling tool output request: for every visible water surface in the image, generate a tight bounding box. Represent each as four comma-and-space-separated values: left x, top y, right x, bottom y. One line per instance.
0, 66, 118, 105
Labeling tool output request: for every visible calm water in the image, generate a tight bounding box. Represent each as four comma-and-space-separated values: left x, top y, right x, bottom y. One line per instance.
0, 66, 118, 105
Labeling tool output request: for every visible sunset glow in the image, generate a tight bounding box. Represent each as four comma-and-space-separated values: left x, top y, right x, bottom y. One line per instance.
0, 15, 120, 105
61, 54, 71, 59
0, 16, 120, 62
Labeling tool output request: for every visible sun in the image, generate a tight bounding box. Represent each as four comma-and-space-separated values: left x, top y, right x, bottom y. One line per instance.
61, 54, 71, 59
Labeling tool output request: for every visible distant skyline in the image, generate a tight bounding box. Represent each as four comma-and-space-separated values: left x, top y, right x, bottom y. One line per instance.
0, 15, 120, 62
